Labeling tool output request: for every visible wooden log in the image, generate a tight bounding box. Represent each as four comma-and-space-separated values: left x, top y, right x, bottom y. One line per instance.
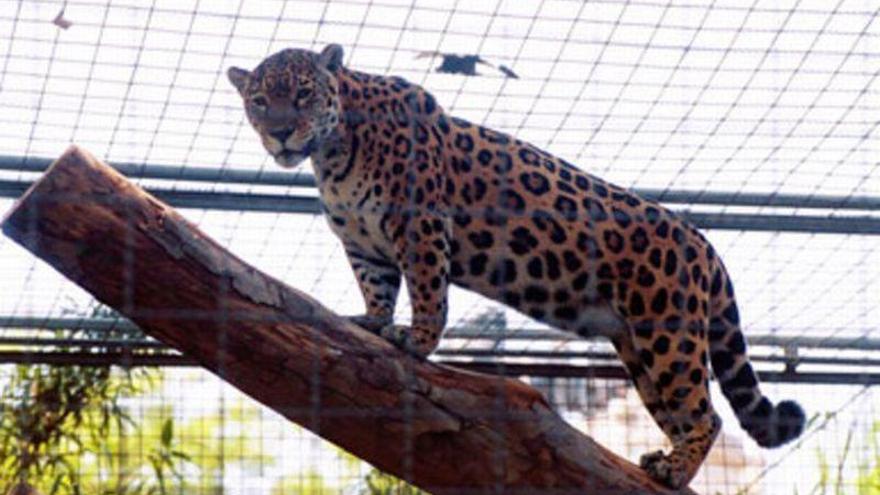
1, 146, 697, 495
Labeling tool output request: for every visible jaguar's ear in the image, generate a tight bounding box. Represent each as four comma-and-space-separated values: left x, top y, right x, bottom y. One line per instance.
227, 66, 251, 94
318, 44, 344, 72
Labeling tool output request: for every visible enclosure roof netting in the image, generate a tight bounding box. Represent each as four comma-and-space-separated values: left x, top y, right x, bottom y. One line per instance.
0, 0, 877, 356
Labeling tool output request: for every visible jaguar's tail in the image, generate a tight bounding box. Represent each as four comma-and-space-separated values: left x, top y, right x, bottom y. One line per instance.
708, 260, 806, 448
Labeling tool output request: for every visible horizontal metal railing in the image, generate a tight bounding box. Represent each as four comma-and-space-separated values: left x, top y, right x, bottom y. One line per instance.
0, 316, 877, 385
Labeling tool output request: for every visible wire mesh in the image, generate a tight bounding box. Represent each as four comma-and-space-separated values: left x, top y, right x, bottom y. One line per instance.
1, 364, 877, 494
0, 0, 879, 493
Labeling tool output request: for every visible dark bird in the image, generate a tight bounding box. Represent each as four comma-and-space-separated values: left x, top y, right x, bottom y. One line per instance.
416, 51, 518, 79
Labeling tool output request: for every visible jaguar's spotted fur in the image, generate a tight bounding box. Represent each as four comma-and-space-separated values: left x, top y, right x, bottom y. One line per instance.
228, 44, 805, 488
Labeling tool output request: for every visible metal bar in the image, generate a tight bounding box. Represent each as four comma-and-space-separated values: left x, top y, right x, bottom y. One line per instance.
0, 351, 195, 367
3, 337, 878, 369
1, 179, 877, 234
450, 327, 880, 350
0, 316, 139, 332
5, 323, 880, 373
0, 337, 166, 348
2, 317, 879, 352
749, 334, 880, 351
0, 180, 322, 214
1, 351, 876, 385
454, 362, 880, 385
0, 155, 316, 188
640, 189, 880, 211
681, 211, 880, 235
4, 155, 879, 211
151, 189, 321, 214
438, 349, 880, 368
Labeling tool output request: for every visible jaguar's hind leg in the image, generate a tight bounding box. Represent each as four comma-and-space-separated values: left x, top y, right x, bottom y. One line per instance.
627, 319, 722, 489
611, 336, 672, 432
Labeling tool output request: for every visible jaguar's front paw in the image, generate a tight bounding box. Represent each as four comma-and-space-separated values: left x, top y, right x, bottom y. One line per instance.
346, 314, 392, 334
379, 324, 438, 358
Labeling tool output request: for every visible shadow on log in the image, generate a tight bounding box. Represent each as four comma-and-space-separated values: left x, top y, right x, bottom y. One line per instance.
1, 146, 697, 495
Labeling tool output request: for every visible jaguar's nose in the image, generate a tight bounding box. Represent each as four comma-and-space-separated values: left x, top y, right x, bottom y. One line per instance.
269, 127, 294, 143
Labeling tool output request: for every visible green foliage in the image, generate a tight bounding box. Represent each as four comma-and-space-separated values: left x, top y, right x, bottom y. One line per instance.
361, 470, 426, 495
169, 399, 271, 492
0, 362, 152, 495
0, 362, 282, 495
146, 418, 190, 495
0, 303, 433, 494
0, 302, 178, 494
800, 411, 880, 495
270, 471, 334, 495
856, 422, 880, 495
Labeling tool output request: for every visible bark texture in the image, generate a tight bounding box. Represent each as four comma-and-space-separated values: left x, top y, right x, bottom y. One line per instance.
1, 146, 697, 495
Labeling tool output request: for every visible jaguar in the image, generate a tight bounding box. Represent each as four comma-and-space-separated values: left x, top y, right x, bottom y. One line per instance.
228, 44, 805, 489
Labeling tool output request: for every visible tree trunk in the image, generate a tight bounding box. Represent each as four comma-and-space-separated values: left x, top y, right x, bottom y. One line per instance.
1, 146, 697, 495
5, 482, 43, 495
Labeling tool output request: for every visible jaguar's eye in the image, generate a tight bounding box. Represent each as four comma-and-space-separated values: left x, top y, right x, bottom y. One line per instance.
250, 96, 268, 109
296, 88, 313, 100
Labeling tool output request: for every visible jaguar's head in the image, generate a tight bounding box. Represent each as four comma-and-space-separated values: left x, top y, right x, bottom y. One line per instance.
227, 44, 343, 168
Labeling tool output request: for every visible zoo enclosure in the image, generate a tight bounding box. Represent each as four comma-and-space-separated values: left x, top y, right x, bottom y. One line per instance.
0, 0, 879, 493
